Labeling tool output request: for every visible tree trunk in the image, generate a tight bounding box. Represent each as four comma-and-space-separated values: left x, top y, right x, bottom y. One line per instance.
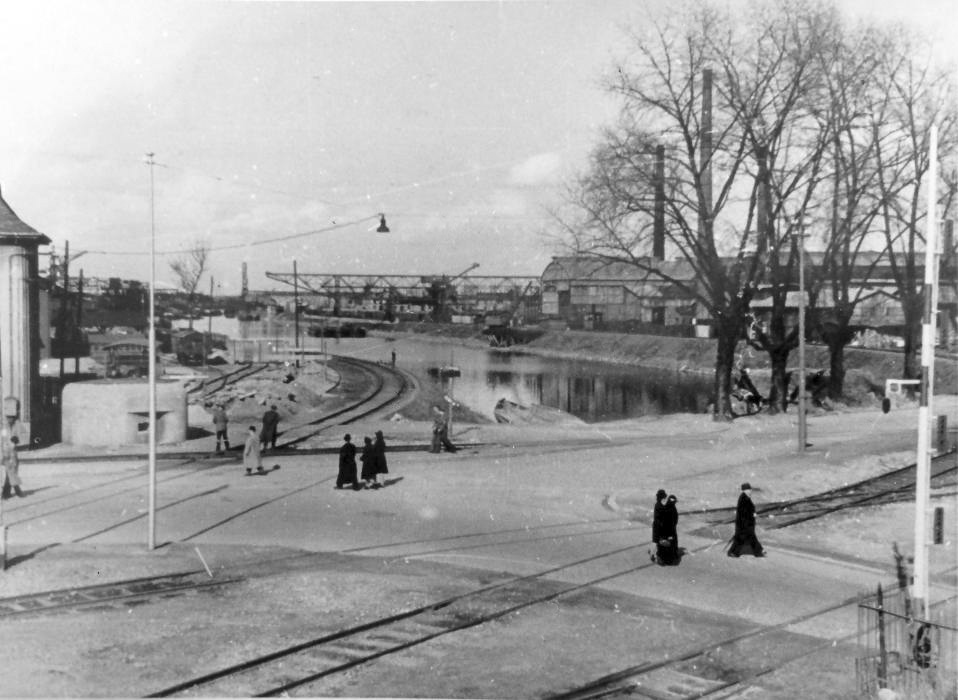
767, 346, 791, 413
828, 340, 846, 400
713, 319, 739, 421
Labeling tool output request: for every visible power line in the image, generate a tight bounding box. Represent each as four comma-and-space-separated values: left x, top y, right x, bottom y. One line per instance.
78, 215, 378, 257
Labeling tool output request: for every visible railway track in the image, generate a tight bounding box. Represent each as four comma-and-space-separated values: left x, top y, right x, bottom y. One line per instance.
276, 356, 411, 449
549, 592, 958, 700
695, 449, 957, 530
0, 571, 242, 619
144, 541, 664, 697
185, 362, 268, 398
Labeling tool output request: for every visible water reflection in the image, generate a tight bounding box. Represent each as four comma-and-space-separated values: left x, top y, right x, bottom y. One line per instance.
210, 318, 712, 423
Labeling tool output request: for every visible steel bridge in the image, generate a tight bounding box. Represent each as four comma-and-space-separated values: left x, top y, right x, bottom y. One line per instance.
265, 271, 541, 321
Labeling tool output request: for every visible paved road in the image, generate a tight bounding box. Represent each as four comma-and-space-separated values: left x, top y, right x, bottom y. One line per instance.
1, 400, 955, 697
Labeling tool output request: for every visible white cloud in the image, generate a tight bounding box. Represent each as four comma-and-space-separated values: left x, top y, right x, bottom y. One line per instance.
508, 152, 563, 186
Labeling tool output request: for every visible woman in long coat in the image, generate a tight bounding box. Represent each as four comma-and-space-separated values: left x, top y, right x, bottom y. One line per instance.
336, 434, 358, 490
661, 494, 680, 565
360, 436, 378, 488
727, 482, 765, 557
373, 430, 389, 480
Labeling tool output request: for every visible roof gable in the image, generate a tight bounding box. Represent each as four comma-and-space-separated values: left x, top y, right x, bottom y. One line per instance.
0, 186, 50, 244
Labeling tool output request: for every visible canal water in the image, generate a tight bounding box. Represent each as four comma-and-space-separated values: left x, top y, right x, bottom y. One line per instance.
196, 316, 713, 423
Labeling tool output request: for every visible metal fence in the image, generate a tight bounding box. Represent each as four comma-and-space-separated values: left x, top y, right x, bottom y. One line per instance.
857, 585, 958, 699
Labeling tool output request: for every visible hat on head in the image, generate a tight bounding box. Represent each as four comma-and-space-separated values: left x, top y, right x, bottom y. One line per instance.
656, 489, 667, 501
667, 494, 677, 503
741, 482, 752, 491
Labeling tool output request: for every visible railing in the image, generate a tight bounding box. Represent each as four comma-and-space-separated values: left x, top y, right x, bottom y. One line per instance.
856, 585, 958, 698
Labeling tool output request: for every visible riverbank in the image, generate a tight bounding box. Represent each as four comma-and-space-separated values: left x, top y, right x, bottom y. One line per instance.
370, 322, 958, 406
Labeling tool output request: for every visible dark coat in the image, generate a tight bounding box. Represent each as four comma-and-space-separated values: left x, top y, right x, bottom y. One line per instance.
360, 439, 377, 481
728, 491, 764, 557
260, 409, 280, 441
663, 498, 679, 547
651, 500, 668, 544
373, 434, 388, 474
337, 440, 357, 487
735, 491, 755, 534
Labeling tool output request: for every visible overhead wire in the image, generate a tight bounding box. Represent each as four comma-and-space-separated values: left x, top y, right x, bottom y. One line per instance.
75, 149, 566, 257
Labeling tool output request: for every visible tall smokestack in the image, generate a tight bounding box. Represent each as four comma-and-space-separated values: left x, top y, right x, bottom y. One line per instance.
653, 144, 665, 260
699, 68, 713, 236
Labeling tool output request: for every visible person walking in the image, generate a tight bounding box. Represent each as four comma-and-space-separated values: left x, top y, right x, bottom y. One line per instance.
336, 434, 359, 490
1, 415, 24, 499
260, 404, 280, 451
430, 405, 458, 453
650, 488, 668, 563
727, 482, 765, 557
212, 404, 230, 454
243, 425, 264, 476
373, 430, 389, 484
360, 436, 379, 489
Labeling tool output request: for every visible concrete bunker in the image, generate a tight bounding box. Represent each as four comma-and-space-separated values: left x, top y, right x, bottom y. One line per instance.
61, 379, 187, 447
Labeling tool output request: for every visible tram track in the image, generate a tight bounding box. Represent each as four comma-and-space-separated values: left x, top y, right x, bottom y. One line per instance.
144, 540, 666, 697
549, 592, 958, 700
0, 571, 242, 619
0, 515, 640, 621
694, 448, 957, 530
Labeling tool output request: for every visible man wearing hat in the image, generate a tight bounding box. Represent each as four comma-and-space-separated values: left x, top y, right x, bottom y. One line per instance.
727, 482, 765, 557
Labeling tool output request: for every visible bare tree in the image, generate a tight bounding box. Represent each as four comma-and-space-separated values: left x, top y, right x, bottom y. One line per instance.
870, 37, 957, 379
169, 243, 210, 330
564, 0, 837, 419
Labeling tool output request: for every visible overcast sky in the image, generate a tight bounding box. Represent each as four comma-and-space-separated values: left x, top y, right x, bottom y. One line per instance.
0, 0, 953, 293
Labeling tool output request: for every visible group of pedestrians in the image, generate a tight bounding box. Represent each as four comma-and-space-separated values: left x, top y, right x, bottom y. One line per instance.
337, 431, 390, 490
650, 481, 765, 566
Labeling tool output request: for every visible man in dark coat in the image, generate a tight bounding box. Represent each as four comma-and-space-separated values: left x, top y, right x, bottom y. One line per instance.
260, 405, 280, 451
336, 434, 359, 490
727, 482, 765, 557
373, 430, 389, 480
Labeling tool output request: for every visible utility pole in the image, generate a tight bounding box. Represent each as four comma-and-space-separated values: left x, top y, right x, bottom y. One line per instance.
205, 276, 213, 367
293, 260, 300, 368
797, 226, 807, 452
146, 152, 157, 551
59, 241, 69, 379
912, 124, 940, 619
75, 270, 83, 375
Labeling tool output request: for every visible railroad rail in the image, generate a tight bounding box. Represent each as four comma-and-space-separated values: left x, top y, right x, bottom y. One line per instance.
695, 448, 957, 530
145, 541, 661, 697
0, 571, 242, 619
